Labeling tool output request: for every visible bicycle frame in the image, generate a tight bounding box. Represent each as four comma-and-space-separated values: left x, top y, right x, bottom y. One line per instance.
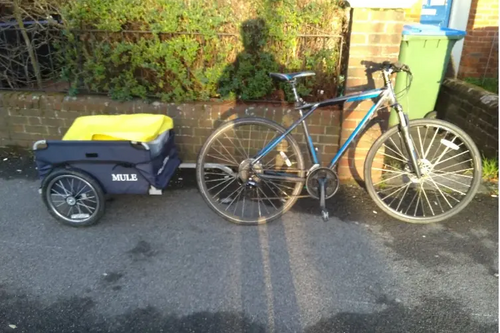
252, 87, 391, 172
250, 66, 424, 182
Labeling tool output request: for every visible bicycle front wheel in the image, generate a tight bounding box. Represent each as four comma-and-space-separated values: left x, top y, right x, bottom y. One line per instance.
196, 117, 305, 225
364, 119, 482, 223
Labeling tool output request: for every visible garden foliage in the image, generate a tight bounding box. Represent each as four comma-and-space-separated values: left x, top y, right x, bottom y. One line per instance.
60, 0, 346, 102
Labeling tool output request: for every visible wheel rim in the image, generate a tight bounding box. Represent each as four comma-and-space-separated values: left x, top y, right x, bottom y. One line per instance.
198, 120, 304, 224
46, 174, 100, 224
368, 122, 480, 222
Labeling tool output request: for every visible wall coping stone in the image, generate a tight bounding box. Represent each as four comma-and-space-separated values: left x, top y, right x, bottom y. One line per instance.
442, 78, 498, 110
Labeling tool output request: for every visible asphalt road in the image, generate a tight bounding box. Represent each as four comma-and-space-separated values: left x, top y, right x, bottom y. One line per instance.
0, 153, 498, 333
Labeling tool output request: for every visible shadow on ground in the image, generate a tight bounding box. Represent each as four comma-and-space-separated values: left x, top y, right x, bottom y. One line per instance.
0, 286, 265, 333
305, 295, 497, 333
294, 184, 498, 276
0, 285, 496, 333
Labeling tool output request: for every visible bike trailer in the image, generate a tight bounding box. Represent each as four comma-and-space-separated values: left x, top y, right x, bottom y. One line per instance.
34, 113, 181, 194
33, 114, 182, 226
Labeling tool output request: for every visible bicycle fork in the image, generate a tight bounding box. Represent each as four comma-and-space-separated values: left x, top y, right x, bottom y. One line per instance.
395, 105, 422, 178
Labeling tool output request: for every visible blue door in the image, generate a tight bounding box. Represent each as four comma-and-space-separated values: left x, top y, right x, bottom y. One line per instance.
420, 0, 454, 27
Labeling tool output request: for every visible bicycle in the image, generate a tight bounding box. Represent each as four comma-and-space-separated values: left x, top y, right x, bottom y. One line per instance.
195, 61, 482, 224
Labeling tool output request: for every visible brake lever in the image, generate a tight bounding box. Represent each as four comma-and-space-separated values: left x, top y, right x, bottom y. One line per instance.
402, 64, 412, 75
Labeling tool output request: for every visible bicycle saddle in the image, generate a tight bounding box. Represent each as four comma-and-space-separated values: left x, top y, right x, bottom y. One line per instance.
269, 71, 315, 82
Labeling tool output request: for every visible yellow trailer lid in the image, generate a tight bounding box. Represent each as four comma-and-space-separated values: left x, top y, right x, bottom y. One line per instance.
63, 114, 174, 142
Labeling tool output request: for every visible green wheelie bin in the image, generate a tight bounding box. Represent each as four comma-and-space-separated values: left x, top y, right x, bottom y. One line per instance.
388, 24, 466, 127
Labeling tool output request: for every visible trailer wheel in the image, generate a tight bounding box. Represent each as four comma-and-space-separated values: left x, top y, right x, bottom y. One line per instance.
41, 169, 106, 227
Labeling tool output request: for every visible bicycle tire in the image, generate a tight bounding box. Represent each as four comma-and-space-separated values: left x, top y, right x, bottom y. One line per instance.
196, 117, 305, 225
364, 119, 482, 224
42, 168, 106, 227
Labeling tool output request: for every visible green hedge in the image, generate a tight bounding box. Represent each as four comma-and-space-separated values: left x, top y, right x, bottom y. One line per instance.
60, 0, 346, 102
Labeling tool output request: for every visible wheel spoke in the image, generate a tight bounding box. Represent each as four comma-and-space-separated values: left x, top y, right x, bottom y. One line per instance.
428, 130, 449, 162
429, 179, 467, 196
414, 189, 422, 216
424, 127, 439, 159
204, 172, 234, 176
395, 182, 411, 211
420, 183, 435, 216
211, 178, 237, 198
215, 139, 240, 165
373, 171, 406, 187
419, 186, 426, 216
429, 173, 471, 188
242, 193, 246, 218
381, 162, 408, 173
74, 183, 89, 197
372, 168, 409, 175
206, 153, 239, 167
404, 191, 418, 215
433, 150, 470, 167
55, 181, 71, 196
263, 152, 297, 169
386, 137, 408, 161
380, 152, 408, 164
225, 186, 244, 212
234, 132, 249, 159
432, 168, 473, 177
436, 159, 473, 172
208, 147, 240, 165
433, 188, 445, 213
204, 177, 233, 183
430, 141, 465, 165
388, 182, 406, 206
223, 133, 247, 159
261, 178, 294, 195
256, 187, 272, 215
77, 201, 95, 213
256, 185, 262, 218
426, 177, 454, 208
430, 134, 455, 165
260, 181, 280, 209
207, 176, 234, 192
381, 183, 411, 201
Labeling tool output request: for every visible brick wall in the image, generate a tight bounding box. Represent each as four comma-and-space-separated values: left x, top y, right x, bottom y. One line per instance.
339, 8, 405, 181
0, 92, 341, 166
458, 0, 499, 78
436, 78, 498, 158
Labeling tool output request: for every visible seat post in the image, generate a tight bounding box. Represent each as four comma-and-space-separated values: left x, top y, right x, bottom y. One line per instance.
290, 80, 304, 106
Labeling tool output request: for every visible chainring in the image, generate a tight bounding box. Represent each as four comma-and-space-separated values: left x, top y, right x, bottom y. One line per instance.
306, 167, 339, 200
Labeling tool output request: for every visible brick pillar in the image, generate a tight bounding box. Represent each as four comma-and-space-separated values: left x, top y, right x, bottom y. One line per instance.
338, 8, 405, 181
458, 0, 499, 79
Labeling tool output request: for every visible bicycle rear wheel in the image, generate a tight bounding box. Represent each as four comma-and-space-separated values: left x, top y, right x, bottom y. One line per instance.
364, 119, 482, 223
196, 117, 305, 225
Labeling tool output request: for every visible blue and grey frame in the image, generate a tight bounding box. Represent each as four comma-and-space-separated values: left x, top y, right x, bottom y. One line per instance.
252, 87, 391, 175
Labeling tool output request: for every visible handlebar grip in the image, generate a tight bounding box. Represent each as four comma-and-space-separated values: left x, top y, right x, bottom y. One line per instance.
383, 61, 411, 74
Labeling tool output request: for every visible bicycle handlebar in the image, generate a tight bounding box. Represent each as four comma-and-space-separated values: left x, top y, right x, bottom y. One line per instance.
381, 61, 412, 75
